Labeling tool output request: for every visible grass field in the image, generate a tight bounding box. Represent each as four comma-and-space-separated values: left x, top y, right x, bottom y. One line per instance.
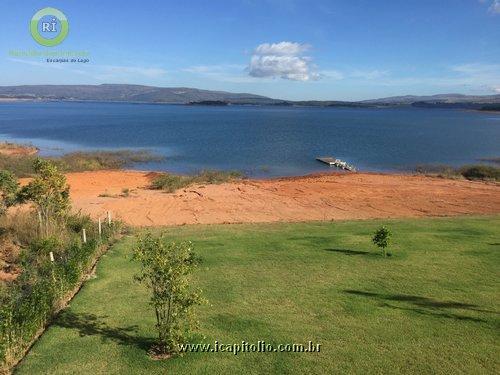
16, 216, 500, 374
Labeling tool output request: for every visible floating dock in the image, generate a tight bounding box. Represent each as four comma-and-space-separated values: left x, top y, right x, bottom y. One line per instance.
316, 157, 356, 171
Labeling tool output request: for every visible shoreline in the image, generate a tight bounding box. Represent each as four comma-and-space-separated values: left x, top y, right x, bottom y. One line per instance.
24, 169, 498, 227
2, 98, 500, 113
0, 142, 39, 156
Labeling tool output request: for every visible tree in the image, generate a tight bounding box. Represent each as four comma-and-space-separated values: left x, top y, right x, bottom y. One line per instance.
17, 159, 70, 237
0, 170, 18, 216
133, 233, 204, 357
372, 226, 392, 257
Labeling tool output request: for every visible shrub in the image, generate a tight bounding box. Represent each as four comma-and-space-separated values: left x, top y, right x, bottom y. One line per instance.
150, 174, 193, 192
0, 170, 19, 216
414, 164, 460, 179
0, 150, 163, 177
458, 165, 500, 181
415, 164, 500, 181
55, 150, 164, 172
133, 233, 204, 356
151, 170, 244, 193
17, 159, 70, 238
372, 226, 392, 257
0, 155, 37, 177
0, 214, 120, 371
0, 212, 39, 247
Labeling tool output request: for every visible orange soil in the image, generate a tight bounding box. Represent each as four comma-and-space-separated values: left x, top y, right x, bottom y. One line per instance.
46, 170, 500, 226
0, 143, 38, 156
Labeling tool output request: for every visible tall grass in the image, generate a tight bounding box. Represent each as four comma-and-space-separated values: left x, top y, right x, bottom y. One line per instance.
415, 164, 500, 181
0, 211, 121, 372
0, 212, 39, 248
0, 150, 163, 178
151, 170, 244, 192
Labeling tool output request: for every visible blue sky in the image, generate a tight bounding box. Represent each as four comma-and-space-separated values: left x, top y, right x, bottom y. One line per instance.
1, 0, 499, 100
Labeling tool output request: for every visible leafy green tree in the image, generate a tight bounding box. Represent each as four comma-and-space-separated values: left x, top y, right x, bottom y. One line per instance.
133, 233, 204, 356
0, 170, 19, 216
372, 226, 392, 257
17, 159, 70, 237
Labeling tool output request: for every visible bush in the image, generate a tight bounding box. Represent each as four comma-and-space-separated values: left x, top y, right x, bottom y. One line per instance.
133, 233, 204, 356
0, 155, 37, 177
151, 170, 244, 193
17, 159, 70, 239
372, 226, 392, 257
150, 174, 193, 192
56, 150, 163, 172
0, 170, 19, 216
414, 164, 460, 179
0, 213, 120, 371
0, 150, 163, 177
415, 164, 500, 181
458, 165, 500, 181
0, 212, 39, 247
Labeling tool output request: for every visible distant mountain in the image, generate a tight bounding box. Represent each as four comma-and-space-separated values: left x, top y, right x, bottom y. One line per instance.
361, 93, 500, 109
0, 84, 285, 105
0, 85, 499, 109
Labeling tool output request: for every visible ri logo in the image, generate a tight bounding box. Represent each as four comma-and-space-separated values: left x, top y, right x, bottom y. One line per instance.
30, 7, 69, 47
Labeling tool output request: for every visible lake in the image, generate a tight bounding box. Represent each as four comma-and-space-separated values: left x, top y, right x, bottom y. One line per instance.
0, 101, 499, 177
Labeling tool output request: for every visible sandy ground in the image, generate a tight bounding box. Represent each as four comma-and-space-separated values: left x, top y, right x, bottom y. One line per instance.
0, 143, 38, 156
46, 170, 500, 226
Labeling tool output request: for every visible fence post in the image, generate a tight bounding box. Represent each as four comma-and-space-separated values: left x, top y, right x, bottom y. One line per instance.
107, 211, 112, 225
98, 217, 102, 237
49, 251, 56, 284
37, 210, 43, 235
82, 228, 87, 244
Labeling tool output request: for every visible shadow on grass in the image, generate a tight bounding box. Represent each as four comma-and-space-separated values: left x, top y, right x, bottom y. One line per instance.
54, 311, 154, 351
325, 248, 386, 257
344, 290, 497, 322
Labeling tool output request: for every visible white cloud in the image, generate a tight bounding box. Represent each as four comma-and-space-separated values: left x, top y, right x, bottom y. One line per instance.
254, 42, 310, 56
248, 42, 319, 81
489, 0, 500, 13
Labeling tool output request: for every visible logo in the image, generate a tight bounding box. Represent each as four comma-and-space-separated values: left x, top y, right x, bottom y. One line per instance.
30, 7, 69, 47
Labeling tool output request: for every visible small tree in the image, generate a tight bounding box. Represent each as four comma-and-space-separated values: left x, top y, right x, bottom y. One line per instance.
0, 170, 19, 216
372, 226, 392, 257
17, 159, 70, 237
133, 233, 204, 357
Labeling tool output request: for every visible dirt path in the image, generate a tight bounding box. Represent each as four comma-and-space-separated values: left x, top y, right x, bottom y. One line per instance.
51, 170, 500, 226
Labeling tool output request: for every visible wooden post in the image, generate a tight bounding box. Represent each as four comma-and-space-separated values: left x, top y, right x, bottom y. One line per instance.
98, 218, 102, 237
107, 211, 112, 225
49, 251, 56, 284
82, 228, 87, 244
38, 210, 43, 234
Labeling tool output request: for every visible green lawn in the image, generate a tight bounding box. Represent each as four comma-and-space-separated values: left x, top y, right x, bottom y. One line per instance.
16, 216, 500, 374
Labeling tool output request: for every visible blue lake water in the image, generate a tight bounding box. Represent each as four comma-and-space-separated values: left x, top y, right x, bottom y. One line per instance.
0, 101, 499, 177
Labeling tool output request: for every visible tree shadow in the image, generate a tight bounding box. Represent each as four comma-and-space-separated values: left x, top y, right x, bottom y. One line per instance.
53, 310, 154, 351
324, 248, 381, 257
344, 289, 497, 322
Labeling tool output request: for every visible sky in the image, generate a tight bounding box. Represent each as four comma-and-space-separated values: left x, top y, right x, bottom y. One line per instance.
1, 0, 499, 101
